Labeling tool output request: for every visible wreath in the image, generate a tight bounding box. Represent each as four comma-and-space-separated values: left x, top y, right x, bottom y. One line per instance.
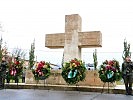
32, 61, 51, 80
62, 58, 86, 85
98, 59, 122, 83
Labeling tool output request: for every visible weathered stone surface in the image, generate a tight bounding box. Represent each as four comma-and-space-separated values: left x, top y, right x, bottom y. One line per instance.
45, 33, 65, 48
65, 14, 82, 32
78, 31, 102, 47
25, 70, 115, 87
25, 70, 35, 84
45, 14, 102, 62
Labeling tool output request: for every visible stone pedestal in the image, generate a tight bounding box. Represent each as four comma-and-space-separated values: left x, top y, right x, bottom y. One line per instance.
25, 70, 115, 87
25, 70, 66, 84
46, 70, 66, 85
25, 70, 36, 84
78, 70, 115, 87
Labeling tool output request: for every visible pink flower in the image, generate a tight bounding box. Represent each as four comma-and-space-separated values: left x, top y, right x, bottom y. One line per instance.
10, 68, 16, 76
10, 70, 14, 75
39, 71, 42, 75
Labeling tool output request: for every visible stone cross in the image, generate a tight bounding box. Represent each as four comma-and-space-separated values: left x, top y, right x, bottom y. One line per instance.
45, 14, 102, 62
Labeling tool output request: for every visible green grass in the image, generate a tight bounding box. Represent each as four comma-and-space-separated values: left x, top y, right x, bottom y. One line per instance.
116, 80, 124, 85
5, 78, 23, 83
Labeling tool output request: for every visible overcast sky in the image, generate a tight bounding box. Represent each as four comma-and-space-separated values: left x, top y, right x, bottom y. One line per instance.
0, 0, 133, 63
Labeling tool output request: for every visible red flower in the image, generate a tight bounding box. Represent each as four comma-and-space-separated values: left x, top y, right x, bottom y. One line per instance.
35, 61, 47, 74
75, 61, 80, 66
105, 65, 116, 72
37, 61, 45, 70
71, 60, 75, 63
106, 65, 112, 70
15, 61, 19, 65
70, 59, 80, 66
108, 60, 114, 66
38, 61, 45, 67
111, 67, 116, 72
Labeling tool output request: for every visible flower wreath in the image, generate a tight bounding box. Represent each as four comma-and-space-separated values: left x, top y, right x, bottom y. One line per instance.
32, 61, 51, 80
62, 58, 86, 85
98, 59, 122, 83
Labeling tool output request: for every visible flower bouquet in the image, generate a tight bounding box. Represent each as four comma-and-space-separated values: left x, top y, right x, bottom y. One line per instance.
98, 60, 122, 83
62, 58, 86, 85
32, 61, 51, 80
6, 57, 23, 81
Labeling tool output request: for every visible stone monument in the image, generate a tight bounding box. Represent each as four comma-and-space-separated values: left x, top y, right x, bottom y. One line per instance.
25, 14, 103, 86
45, 14, 102, 62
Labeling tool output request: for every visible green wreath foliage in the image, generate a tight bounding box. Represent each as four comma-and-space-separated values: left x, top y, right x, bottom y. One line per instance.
32, 61, 51, 80
98, 59, 122, 83
62, 58, 86, 85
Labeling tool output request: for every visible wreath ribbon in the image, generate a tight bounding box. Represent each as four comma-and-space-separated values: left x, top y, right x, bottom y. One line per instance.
10, 69, 16, 76
107, 71, 114, 79
68, 69, 77, 78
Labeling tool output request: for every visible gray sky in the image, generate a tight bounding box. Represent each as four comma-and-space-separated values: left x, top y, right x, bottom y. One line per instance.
0, 0, 133, 63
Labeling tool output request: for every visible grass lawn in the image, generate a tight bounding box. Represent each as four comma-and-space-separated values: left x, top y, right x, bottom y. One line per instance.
5, 78, 24, 83
116, 80, 124, 85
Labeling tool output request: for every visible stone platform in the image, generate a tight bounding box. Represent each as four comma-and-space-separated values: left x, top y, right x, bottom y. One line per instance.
4, 83, 129, 94
25, 70, 115, 87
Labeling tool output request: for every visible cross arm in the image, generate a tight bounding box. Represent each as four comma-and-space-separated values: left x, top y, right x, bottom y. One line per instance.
78, 31, 102, 48
45, 33, 65, 48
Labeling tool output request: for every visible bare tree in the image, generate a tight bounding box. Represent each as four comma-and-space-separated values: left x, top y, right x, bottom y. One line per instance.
12, 48, 26, 60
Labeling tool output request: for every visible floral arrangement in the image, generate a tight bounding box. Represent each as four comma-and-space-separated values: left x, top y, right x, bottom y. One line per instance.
32, 61, 51, 80
62, 58, 86, 85
6, 49, 26, 82
98, 59, 122, 83
7, 57, 24, 80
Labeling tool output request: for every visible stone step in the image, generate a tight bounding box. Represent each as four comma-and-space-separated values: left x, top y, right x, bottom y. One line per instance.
3, 83, 129, 94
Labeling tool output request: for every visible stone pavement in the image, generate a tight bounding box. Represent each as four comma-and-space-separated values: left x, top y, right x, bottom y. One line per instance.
0, 89, 133, 100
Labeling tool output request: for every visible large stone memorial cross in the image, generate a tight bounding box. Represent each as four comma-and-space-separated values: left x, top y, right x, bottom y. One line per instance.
45, 14, 102, 62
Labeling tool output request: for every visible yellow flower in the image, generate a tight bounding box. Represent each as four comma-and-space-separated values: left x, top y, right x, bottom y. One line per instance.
43, 65, 47, 68
72, 63, 77, 67
70, 64, 72, 69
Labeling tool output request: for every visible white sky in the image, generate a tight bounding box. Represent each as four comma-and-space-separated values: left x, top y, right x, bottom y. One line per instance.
0, 0, 133, 63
